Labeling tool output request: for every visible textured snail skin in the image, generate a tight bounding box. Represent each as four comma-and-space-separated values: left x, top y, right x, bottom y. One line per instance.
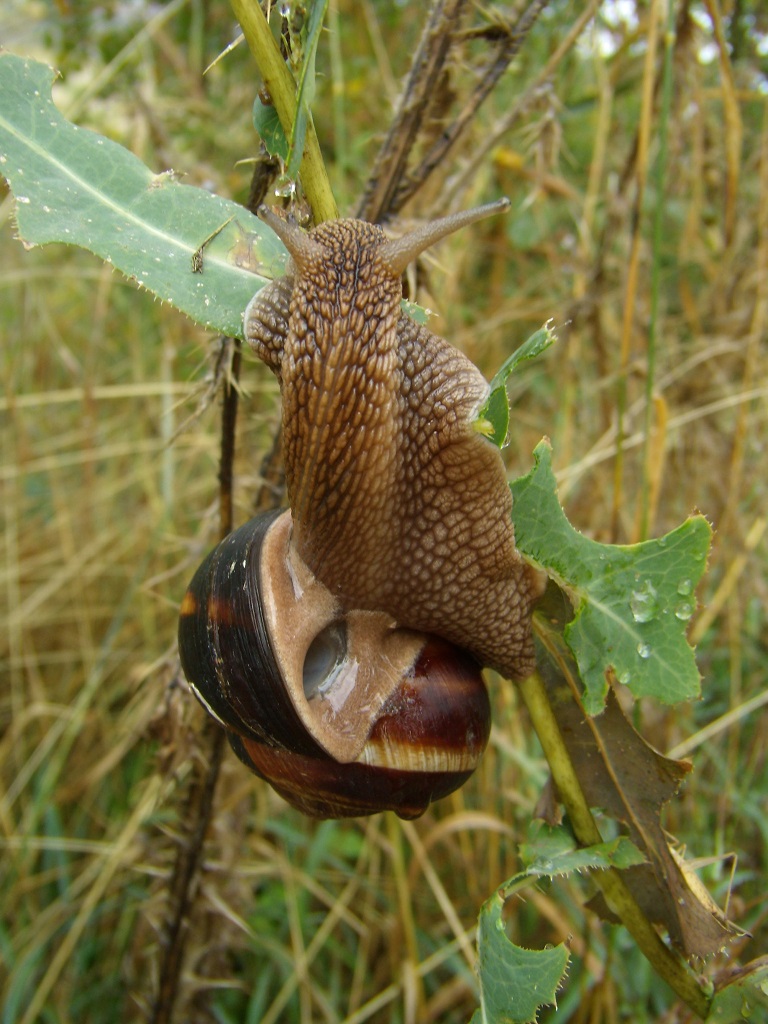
178, 510, 491, 819
246, 206, 545, 681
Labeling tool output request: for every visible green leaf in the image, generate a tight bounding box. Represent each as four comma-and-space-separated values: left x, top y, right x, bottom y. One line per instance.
470, 824, 656, 1023
474, 323, 556, 445
474, 891, 568, 1024
401, 298, 431, 325
253, 97, 290, 162
706, 961, 768, 1022
511, 441, 711, 714
287, 0, 329, 177
471, 826, 649, 1023
0, 53, 288, 338
519, 822, 646, 877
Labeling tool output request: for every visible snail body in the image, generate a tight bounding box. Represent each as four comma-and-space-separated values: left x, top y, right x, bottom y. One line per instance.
246, 203, 544, 680
178, 509, 491, 819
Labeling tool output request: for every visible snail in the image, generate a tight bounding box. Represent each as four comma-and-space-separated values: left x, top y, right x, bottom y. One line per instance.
178, 199, 544, 818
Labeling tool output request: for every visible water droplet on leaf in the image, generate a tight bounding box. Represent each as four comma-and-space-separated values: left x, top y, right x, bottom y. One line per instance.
675, 602, 693, 621
637, 642, 652, 659
630, 580, 659, 623
677, 579, 692, 596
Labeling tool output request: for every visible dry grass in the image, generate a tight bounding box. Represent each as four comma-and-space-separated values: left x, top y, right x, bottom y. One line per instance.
1, 1, 767, 1022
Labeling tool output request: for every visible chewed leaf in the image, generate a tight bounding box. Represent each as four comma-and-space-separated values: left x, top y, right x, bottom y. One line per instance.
0, 53, 288, 338
519, 822, 645, 877
474, 322, 556, 447
471, 828, 646, 1024
511, 441, 711, 714
474, 891, 568, 1024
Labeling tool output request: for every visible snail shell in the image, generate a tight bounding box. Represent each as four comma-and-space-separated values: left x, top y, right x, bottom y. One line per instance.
178, 509, 491, 819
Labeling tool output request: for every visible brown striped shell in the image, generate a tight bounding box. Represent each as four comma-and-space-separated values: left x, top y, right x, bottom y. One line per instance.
178, 509, 491, 819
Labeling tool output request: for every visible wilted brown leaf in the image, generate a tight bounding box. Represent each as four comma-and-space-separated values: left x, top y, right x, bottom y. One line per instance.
534, 586, 737, 959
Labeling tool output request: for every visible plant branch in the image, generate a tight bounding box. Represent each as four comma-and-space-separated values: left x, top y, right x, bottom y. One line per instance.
230, 0, 337, 222
151, 340, 244, 1024
151, 720, 226, 1024
518, 672, 712, 1020
355, 0, 469, 223
391, 0, 550, 213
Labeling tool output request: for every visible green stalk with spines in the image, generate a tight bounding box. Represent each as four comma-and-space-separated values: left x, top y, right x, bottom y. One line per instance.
230, 0, 338, 223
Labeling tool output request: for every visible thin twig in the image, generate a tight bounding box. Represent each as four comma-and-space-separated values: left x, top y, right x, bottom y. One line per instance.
443, 0, 600, 206
355, 0, 470, 223
151, 339, 242, 1024
390, 0, 550, 213
150, 721, 227, 1024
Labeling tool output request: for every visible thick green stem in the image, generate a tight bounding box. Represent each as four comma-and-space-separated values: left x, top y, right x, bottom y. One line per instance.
230, 0, 338, 223
518, 672, 711, 1020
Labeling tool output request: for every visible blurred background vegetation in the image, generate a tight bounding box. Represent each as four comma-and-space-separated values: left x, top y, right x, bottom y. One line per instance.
1, 1, 767, 1021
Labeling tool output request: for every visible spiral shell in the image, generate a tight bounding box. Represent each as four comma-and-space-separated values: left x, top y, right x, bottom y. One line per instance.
178, 509, 491, 819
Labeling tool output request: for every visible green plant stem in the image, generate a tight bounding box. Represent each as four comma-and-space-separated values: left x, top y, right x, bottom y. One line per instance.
518, 672, 712, 1020
230, 0, 338, 223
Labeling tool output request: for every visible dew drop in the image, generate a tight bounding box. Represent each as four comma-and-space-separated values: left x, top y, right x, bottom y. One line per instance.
275, 178, 296, 198
675, 602, 693, 621
16, 195, 30, 204
677, 578, 692, 596
637, 642, 652, 659
618, 669, 631, 686
630, 580, 659, 623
